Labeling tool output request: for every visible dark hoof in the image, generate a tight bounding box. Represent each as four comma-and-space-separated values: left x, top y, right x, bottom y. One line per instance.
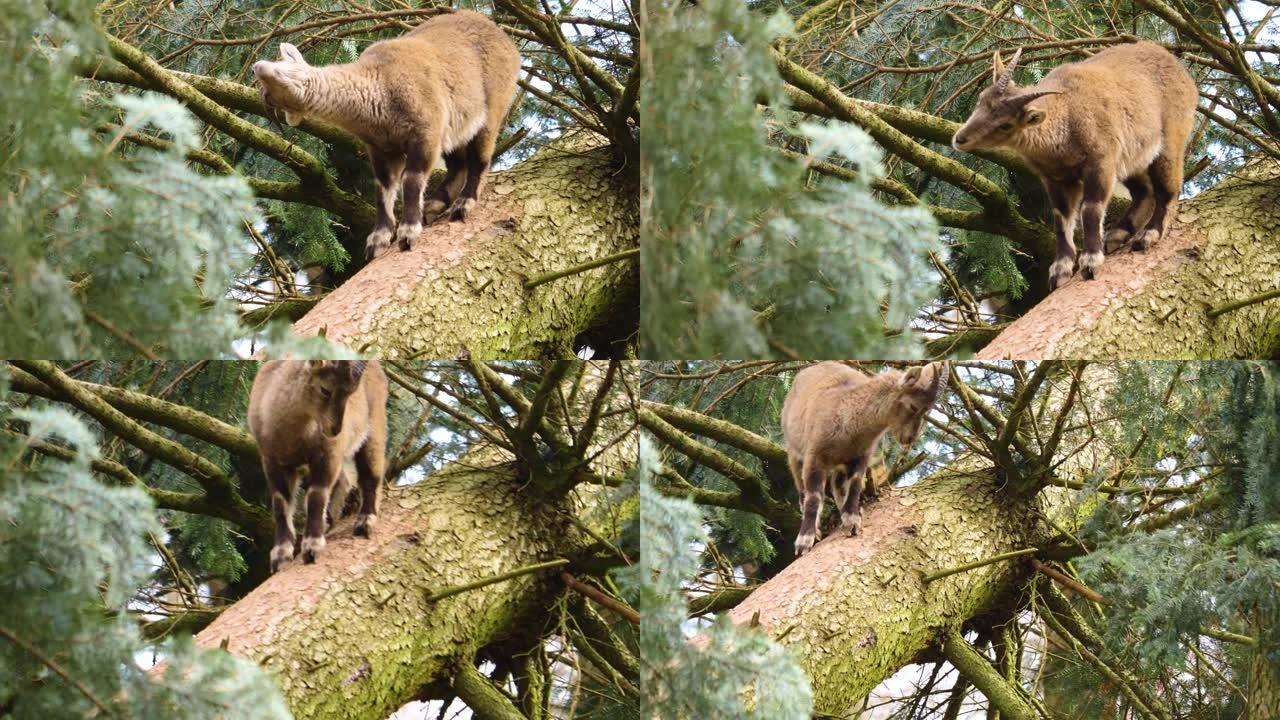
397, 237, 411, 252
364, 245, 375, 262
448, 198, 476, 222
302, 550, 316, 564
353, 514, 376, 537
1081, 266, 1095, 280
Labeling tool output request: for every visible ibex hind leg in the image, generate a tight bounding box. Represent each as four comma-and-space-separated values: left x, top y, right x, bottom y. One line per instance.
794, 458, 825, 557
352, 440, 384, 538
425, 148, 467, 225
1107, 173, 1154, 253
449, 126, 499, 222
1132, 153, 1182, 252
325, 469, 352, 530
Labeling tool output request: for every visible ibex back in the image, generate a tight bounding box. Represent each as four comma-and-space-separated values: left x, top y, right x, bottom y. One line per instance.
248, 360, 389, 572
781, 362, 945, 557
952, 42, 1197, 290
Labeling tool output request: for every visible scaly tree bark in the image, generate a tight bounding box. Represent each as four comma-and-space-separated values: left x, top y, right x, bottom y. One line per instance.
977, 162, 1280, 359
291, 143, 640, 359
195, 442, 631, 718
726, 466, 1055, 713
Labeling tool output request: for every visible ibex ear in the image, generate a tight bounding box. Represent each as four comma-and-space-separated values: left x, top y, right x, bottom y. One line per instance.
347, 361, 368, 381
1024, 108, 1046, 126
279, 43, 308, 65
992, 51, 1005, 84
305, 360, 326, 374
901, 366, 923, 387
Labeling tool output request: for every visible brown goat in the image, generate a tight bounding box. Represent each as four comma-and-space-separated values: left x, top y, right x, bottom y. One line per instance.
248, 360, 388, 572
952, 43, 1197, 290
781, 362, 946, 557
252, 10, 521, 260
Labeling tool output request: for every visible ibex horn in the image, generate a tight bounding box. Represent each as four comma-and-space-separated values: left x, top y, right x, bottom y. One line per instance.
1005, 89, 1061, 111
993, 47, 1023, 92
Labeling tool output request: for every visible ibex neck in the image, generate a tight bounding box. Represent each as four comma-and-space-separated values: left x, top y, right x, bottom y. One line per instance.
837, 372, 899, 436
1009, 90, 1068, 161
301, 65, 381, 134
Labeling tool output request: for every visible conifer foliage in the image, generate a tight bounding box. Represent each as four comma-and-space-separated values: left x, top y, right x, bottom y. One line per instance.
642, 0, 939, 359
0, 379, 290, 719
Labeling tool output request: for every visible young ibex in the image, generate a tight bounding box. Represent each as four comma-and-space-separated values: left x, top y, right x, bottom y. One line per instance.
952, 43, 1197, 290
252, 11, 521, 260
248, 360, 388, 572
781, 362, 946, 557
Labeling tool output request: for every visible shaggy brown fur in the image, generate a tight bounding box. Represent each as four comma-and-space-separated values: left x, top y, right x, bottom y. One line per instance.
781, 362, 945, 557
248, 360, 388, 572
952, 42, 1197, 290
252, 10, 521, 260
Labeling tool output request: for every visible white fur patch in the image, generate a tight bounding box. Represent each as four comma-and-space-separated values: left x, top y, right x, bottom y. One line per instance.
270, 542, 294, 571
376, 181, 396, 217
1049, 255, 1075, 289
395, 222, 423, 248
346, 428, 370, 459
300, 535, 326, 560
840, 511, 863, 537
794, 531, 816, 557
443, 111, 486, 154
1079, 250, 1104, 277
366, 227, 393, 258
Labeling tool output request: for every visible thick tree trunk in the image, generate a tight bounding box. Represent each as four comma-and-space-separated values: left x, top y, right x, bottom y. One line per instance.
728, 468, 1055, 715
1248, 612, 1280, 719
195, 442, 633, 719
976, 162, 1280, 359
291, 144, 639, 359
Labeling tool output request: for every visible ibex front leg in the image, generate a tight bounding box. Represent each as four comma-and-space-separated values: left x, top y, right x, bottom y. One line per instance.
1046, 178, 1083, 291
835, 455, 869, 537
266, 465, 298, 573
1078, 167, 1115, 280
301, 450, 340, 564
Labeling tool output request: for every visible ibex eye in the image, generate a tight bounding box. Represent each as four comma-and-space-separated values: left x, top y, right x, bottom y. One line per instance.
998, 122, 1015, 132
